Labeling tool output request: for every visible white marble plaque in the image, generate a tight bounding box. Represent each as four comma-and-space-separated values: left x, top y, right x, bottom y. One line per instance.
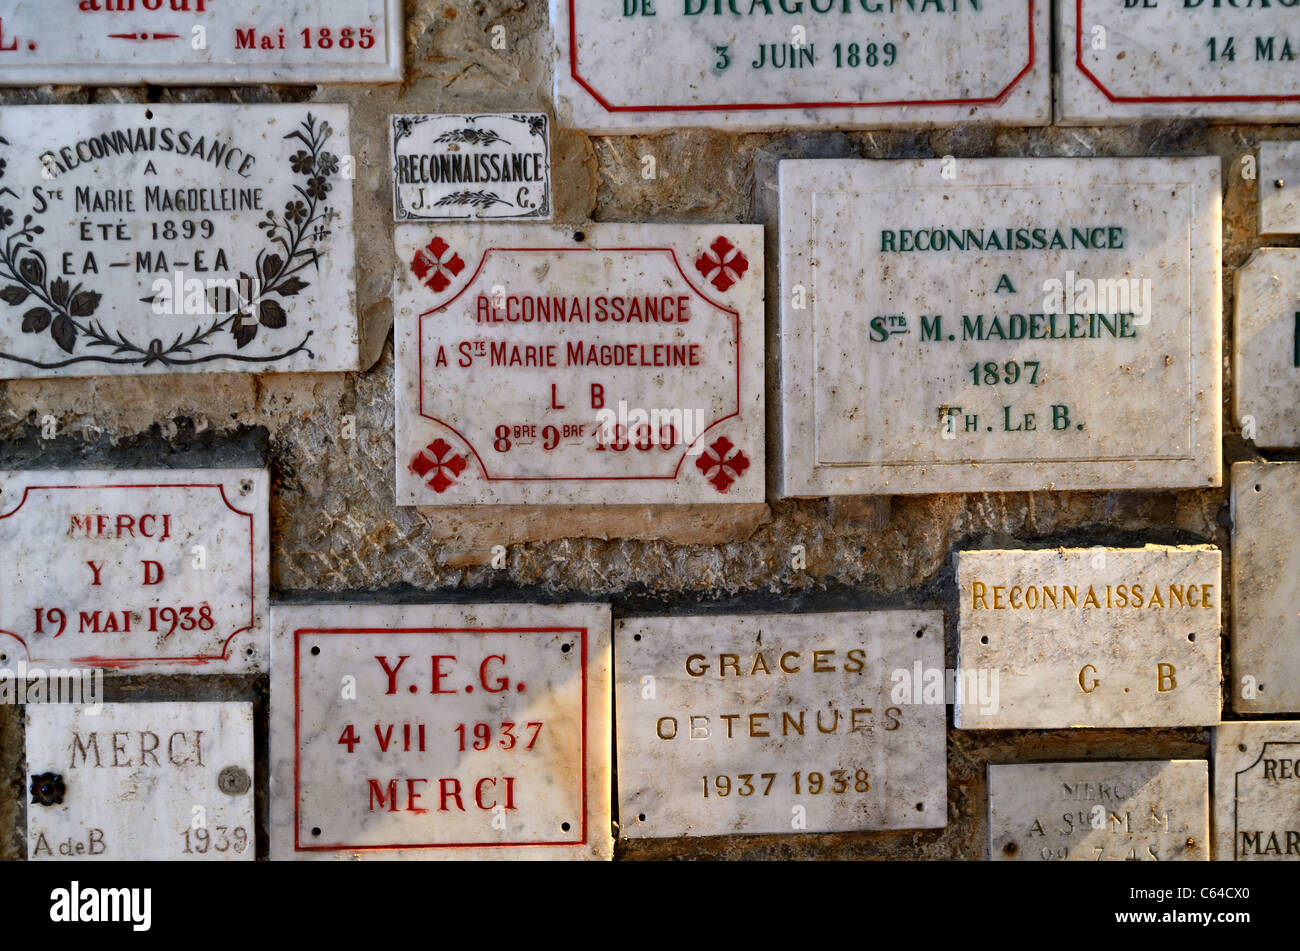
0, 104, 358, 378
1057, 1, 1300, 123
1260, 143, 1300, 236
391, 114, 551, 223
616, 611, 946, 837
0, 1, 402, 85
778, 157, 1222, 496
394, 224, 764, 506
988, 761, 1209, 861
1233, 250, 1300, 448
552, 0, 1050, 132
954, 547, 1221, 730
1230, 462, 1300, 713
0, 469, 268, 674
270, 603, 612, 860
1214, 721, 1300, 861
26, 701, 254, 861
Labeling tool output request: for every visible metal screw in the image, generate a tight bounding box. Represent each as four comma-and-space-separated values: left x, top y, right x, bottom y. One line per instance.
239, 479, 253, 496
1003, 841, 1018, 856
1186, 837, 1196, 849
1276, 179, 1286, 189
30, 772, 65, 807
218, 765, 251, 796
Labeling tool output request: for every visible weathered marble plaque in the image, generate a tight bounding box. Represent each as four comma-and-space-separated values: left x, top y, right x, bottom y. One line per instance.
1260, 143, 1300, 236
552, 0, 1050, 132
0, 469, 269, 674
394, 224, 764, 506
778, 158, 1222, 496
616, 611, 946, 837
0, 104, 358, 378
1233, 250, 1300, 448
988, 761, 1209, 861
27, 701, 254, 861
391, 114, 551, 223
1214, 721, 1300, 861
270, 603, 612, 860
0, 1, 402, 85
954, 547, 1221, 729
1230, 462, 1300, 713
1057, 1, 1300, 123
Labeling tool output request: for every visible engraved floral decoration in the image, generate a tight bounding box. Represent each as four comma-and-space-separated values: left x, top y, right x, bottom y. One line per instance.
0, 114, 339, 370
695, 236, 749, 292
29, 772, 65, 807
411, 237, 466, 294
696, 436, 750, 493
410, 438, 469, 493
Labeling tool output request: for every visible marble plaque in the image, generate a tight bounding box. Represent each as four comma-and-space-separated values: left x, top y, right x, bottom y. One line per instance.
1214, 721, 1300, 861
270, 603, 612, 860
954, 547, 1221, 730
0, 1, 402, 85
1233, 250, 1300, 448
552, 0, 1050, 133
391, 114, 551, 223
616, 611, 946, 837
0, 104, 358, 378
26, 701, 254, 861
394, 224, 764, 506
778, 157, 1222, 496
988, 761, 1209, 861
1057, 1, 1300, 123
0, 469, 269, 674
1230, 462, 1300, 713
1260, 143, 1300, 236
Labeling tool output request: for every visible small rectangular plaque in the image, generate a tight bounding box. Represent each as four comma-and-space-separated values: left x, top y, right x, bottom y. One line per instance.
390, 114, 551, 222
0, 104, 358, 378
1214, 721, 1300, 861
0, 469, 268, 674
955, 547, 1221, 729
27, 701, 254, 861
1057, 1, 1300, 123
988, 760, 1209, 861
778, 157, 1222, 496
1232, 250, 1300, 449
615, 610, 946, 837
552, 0, 1050, 132
270, 603, 612, 860
394, 224, 764, 506
0, 1, 402, 85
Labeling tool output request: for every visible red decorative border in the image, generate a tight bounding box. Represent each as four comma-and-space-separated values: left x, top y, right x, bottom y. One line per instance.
567, 0, 1036, 113
0, 483, 256, 669
417, 245, 743, 483
1074, 0, 1300, 104
293, 626, 589, 852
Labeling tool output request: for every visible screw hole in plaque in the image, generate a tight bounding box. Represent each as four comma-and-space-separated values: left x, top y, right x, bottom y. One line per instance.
1003, 841, 1018, 856
638, 813, 646, 822
572, 231, 585, 243
633, 634, 641, 642
310, 645, 320, 656
145, 109, 153, 120
311, 827, 321, 837
980, 636, 989, 645
561, 822, 571, 832
1187, 633, 1195, 642
561, 643, 571, 654
1239, 744, 1248, 753
915, 629, 923, 639
240, 479, 253, 495
246, 647, 255, 656
915, 802, 924, 811
1255, 484, 1262, 492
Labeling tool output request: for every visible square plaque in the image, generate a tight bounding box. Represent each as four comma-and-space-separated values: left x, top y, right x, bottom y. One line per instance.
0, 469, 268, 674
0, 104, 358, 378
394, 224, 764, 507
1214, 721, 1300, 861
27, 701, 255, 861
616, 610, 946, 837
955, 547, 1221, 730
553, 0, 1050, 132
988, 760, 1209, 861
1057, 0, 1300, 123
778, 157, 1222, 496
270, 603, 612, 860
0, 1, 402, 85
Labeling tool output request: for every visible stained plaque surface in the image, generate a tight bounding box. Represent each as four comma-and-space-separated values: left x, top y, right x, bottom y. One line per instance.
1214, 721, 1300, 861
955, 547, 1221, 729
0, 469, 268, 674
988, 761, 1209, 861
779, 157, 1222, 496
27, 701, 255, 861
0, 1, 402, 85
1234, 250, 1300, 449
270, 603, 612, 860
394, 224, 764, 506
0, 104, 358, 378
553, 0, 1050, 132
616, 610, 946, 837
